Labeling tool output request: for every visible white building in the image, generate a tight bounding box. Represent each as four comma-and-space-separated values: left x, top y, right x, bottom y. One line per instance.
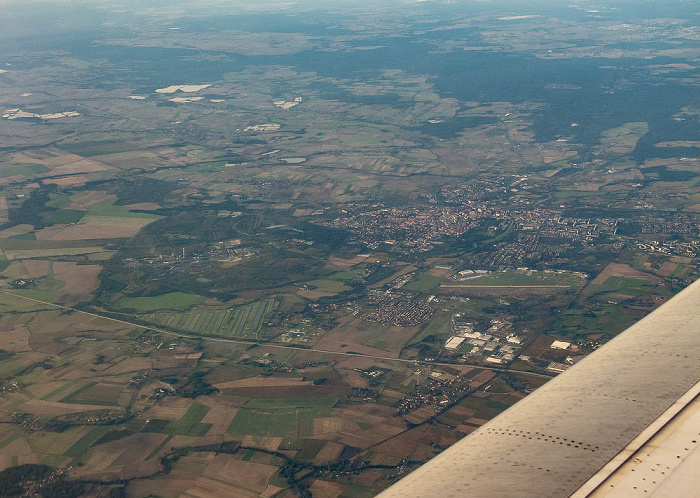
445, 336, 466, 350
551, 340, 571, 350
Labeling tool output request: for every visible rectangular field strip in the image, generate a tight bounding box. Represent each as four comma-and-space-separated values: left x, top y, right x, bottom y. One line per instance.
145, 298, 275, 338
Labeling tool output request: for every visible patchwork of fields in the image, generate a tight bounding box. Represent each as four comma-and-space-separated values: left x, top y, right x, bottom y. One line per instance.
1, 1, 699, 495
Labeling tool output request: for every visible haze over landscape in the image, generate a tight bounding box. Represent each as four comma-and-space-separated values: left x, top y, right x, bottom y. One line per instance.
0, 1, 699, 496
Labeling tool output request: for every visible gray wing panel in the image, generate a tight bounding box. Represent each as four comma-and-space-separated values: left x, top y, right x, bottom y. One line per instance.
378, 278, 700, 498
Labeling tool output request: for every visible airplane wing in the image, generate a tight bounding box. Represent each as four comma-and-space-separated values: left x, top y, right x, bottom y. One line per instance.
378, 278, 700, 497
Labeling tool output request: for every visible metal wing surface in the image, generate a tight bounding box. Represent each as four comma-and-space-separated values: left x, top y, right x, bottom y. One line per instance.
378, 279, 700, 498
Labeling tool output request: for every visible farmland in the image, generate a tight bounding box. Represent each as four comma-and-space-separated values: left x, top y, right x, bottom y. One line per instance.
227, 407, 325, 438
143, 402, 212, 437
116, 293, 207, 312
144, 298, 276, 338
0, 0, 698, 496
228, 397, 337, 438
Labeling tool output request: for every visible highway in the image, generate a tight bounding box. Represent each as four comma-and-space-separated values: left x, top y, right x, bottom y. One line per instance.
0, 289, 553, 380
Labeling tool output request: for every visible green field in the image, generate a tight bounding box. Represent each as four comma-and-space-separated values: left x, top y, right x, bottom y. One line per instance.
403, 273, 442, 293
116, 292, 207, 312
8, 232, 35, 240
0, 434, 20, 450
227, 409, 303, 438
145, 298, 276, 338
41, 381, 80, 401
34, 262, 65, 293
0, 163, 50, 179
87, 200, 162, 219
305, 279, 352, 294
226, 397, 337, 437
145, 435, 173, 461
45, 209, 86, 225
46, 193, 71, 209
589, 276, 672, 297
142, 402, 212, 436
556, 305, 636, 338
5, 260, 67, 303
93, 428, 135, 446
243, 396, 338, 410
327, 270, 362, 281
600, 121, 649, 154
11, 289, 59, 303
59, 382, 122, 406
166, 402, 211, 435
64, 426, 111, 458
227, 407, 330, 438
447, 270, 585, 289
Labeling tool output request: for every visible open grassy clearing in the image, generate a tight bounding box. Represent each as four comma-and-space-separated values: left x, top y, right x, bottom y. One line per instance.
2, 261, 68, 302
587, 276, 672, 298
116, 292, 207, 312
9, 289, 59, 303
86, 200, 163, 219
403, 273, 442, 293
0, 163, 50, 179
32, 261, 64, 293
28, 427, 87, 455
327, 270, 363, 281
600, 121, 649, 154
227, 407, 331, 438
298, 278, 352, 299
304, 279, 351, 294
44, 209, 86, 225
227, 397, 337, 437
243, 396, 338, 410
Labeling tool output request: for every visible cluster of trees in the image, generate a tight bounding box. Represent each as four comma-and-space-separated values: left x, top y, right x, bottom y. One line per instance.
0, 464, 85, 498
177, 371, 218, 399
